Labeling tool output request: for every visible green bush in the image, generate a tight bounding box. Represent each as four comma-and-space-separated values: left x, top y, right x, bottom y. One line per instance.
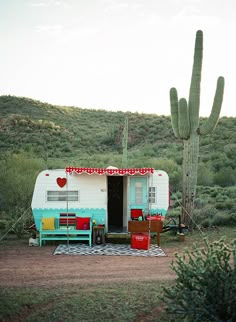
0, 152, 44, 228
166, 207, 181, 220
214, 167, 236, 186
191, 206, 217, 228
162, 238, 236, 321
212, 212, 236, 226
194, 197, 209, 209
3, 207, 33, 238
200, 217, 212, 228
197, 162, 214, 186
215, 198, 235, 210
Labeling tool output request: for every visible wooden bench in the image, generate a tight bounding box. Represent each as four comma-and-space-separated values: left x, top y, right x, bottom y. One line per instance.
39, 214, 92, 247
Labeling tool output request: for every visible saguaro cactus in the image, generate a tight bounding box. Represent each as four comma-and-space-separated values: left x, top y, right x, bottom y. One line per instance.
122, 116, 128, 167
170, 30, 224, 226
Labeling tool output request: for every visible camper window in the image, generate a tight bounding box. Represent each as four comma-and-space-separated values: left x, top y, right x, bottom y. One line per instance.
148, 187, 156, 203
47, 191, 79, 202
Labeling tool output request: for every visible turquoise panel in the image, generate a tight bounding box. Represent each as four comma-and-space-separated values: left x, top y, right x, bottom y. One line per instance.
148, 208, 167, 216
32, 208, 106, 231
129, 177, 148, 210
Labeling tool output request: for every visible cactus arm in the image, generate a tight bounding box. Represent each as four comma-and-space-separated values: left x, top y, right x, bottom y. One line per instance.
170, 87, 180, 138
198, 76, 225, 135
178, 98, 190, 139
188, 30, 203, 132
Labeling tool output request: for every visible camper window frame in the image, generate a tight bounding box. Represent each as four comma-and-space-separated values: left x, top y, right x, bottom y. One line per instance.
47, 190, 79, 202
135, 182, 143, 204
148, 186, 156, 204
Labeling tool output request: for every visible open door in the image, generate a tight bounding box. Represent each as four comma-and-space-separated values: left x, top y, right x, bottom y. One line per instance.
107, 176, 123, 232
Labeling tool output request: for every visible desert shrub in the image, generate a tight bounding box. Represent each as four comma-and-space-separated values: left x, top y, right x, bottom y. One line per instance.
162, 238, 236, 321
209, 188, 219, 197
230, 212, 236, 224
215, 198, 235, 210
0, 219, 6, 229
214, 167, 236, 186
200, 217, 212, 228
170, 191, 182, 208
60, 144, 72, 153
191, 206, 217, 228
166, 207, 181, 220
3, 207, 33, 239
194, 198, 208, 209
0, 152, 44, 212
211, 212, 236, 227
197, 162, 214, 186
224, 200, 235, 210
172, 191, 182, 200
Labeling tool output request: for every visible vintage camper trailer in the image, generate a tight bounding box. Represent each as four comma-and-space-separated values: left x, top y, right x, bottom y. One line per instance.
31, 167, 169, 233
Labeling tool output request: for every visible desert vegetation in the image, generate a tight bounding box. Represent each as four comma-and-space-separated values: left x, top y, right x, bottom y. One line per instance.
0, 95, 235, 233
0, 95, 235, 321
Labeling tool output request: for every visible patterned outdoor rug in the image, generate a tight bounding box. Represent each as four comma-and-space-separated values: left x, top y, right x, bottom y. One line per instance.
53, 243, 166, 257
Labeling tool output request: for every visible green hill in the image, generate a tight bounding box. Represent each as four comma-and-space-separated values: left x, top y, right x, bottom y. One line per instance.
0, 95, 235, 230
0, 95, 235, 187
0, 95, 176, 159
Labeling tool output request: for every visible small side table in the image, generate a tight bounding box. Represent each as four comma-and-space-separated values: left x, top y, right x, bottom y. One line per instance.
93, 225, 105, 245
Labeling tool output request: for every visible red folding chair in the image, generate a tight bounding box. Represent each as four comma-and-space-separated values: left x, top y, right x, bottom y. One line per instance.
130, 209, 143, 221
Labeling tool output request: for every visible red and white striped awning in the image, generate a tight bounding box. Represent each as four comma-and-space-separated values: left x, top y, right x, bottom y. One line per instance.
66, 167, 154, 176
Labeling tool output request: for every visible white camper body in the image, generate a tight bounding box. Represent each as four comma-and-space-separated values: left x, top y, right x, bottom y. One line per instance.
31, 167, 169, 233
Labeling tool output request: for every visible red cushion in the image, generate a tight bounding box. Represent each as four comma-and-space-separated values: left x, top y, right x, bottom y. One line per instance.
131, 209, 143, 219
76, 217, 90, 230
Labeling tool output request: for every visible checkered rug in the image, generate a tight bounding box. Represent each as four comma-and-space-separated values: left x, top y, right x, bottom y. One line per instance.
53, 243, 166, 257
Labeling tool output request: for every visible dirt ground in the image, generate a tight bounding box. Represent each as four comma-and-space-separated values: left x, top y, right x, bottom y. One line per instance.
0, 238, 176, 287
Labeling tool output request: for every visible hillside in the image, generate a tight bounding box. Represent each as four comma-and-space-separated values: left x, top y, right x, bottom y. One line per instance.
0, 95, 235, 187
0, 95, 177, 157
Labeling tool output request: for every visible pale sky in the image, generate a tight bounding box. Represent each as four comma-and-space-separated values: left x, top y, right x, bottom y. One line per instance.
0, 0, 235, 116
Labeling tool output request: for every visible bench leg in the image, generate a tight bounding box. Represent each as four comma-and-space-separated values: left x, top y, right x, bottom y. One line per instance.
39, 237, 46, 246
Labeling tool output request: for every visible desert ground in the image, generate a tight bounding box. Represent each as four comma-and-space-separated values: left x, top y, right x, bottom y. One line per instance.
0, 238, 176, 287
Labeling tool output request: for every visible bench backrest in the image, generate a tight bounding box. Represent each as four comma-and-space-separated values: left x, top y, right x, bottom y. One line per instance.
40, 214, 92, 231
59, 213, 76, 227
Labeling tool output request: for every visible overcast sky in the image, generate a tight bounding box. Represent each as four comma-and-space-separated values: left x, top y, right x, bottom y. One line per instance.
0, 0, 235, 116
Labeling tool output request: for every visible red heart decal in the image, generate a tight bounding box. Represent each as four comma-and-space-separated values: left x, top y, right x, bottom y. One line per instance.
56, 177, 67, 188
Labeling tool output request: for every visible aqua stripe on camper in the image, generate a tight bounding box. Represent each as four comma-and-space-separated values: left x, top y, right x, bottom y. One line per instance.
148, 208, 167, 216
32, 208, 106, 231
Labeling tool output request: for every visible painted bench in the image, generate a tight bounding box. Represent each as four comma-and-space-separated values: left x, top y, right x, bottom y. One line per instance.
39, 214, 92, 247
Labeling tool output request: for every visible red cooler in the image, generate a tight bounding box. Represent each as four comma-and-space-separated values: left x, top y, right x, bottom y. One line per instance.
131, 233, 150, 250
